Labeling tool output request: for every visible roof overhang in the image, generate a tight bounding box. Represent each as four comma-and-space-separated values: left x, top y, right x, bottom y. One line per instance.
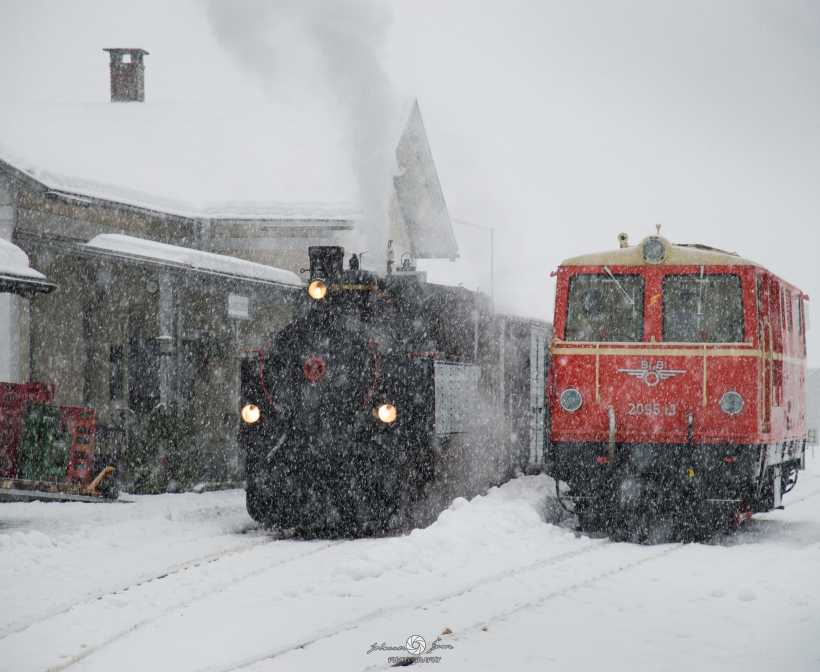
0, 273, 56, 297
0, 238, 56, 296
83, 234, 304, 289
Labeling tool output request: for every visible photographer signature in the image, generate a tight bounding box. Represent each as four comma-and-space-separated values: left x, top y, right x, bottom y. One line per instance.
367, 636, 454, 656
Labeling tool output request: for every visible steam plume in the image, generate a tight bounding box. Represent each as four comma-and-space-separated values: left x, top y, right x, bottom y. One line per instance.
206, 0, 397, 269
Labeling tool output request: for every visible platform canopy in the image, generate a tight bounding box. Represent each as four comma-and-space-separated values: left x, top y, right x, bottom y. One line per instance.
84, 234, 303, 288
0, 239, 56, 296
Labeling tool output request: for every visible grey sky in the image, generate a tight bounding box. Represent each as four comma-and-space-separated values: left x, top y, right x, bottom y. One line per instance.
1, 0, 818, 363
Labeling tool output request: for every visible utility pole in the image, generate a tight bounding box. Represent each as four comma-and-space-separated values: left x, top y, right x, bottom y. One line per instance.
453, 218, 495, 310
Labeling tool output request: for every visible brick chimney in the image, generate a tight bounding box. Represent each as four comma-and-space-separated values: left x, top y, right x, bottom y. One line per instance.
103, 48, 149, 102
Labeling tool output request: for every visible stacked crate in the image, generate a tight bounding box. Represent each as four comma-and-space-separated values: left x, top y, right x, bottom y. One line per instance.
0, 383, 54, 478
0, 383, 97, 486
62, 407, 97, 485
17, 404, 68, 482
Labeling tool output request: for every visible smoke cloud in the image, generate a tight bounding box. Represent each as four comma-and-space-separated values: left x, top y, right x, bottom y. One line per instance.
206, 0, 397, 269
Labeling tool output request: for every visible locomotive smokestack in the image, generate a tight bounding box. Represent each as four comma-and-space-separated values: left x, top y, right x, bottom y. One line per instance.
308, 246, 345, 280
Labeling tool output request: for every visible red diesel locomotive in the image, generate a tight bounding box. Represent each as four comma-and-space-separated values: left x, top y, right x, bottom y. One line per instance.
546, 234, 808, 541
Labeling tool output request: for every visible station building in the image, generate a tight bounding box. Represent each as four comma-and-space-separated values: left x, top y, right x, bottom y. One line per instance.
0, 49, 456, 488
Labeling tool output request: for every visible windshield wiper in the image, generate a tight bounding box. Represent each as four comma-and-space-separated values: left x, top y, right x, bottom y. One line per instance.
603, 266, 635, 306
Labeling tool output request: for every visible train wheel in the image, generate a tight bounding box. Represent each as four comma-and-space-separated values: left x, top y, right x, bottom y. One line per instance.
678, 504, 724, 543
612, 490, 675, 544
575, 498, 610, 533
245, 482, 267, 524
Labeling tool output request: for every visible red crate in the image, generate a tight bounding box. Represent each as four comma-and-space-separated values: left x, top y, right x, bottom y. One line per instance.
0, 383, 55, 477
62, 406, 97, 485
0, 407, 24, 477
0, 382, 54, 406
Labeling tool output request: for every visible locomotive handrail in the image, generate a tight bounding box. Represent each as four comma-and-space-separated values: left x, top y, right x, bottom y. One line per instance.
607, 407, 616, 465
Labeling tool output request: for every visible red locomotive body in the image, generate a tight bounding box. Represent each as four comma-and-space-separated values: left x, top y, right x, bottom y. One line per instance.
546, 235, 807, 540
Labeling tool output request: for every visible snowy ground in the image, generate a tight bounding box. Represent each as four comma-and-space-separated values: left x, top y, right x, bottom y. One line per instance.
1, 454, 819, 672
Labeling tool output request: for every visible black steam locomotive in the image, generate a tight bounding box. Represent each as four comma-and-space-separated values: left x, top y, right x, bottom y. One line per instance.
239, 246, 549, 535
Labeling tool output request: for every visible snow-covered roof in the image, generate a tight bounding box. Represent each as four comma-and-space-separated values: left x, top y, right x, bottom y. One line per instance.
0, 238, 55, 295
394, 102, 458, 260
0, 239, 45, 281
84, 234, 303, 287
561, 236, 762, 268
0, 98, 457, 260
0, 101, 359, 221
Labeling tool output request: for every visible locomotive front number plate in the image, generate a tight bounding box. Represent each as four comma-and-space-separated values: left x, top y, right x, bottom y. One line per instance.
627, 402, 678, 417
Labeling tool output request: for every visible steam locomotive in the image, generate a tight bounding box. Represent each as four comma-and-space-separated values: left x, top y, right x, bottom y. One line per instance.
239, 246, 549, 535
546, 234, 808, 541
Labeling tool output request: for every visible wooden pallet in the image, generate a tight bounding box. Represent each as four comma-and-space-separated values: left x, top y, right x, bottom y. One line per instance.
0, 467, 117, 503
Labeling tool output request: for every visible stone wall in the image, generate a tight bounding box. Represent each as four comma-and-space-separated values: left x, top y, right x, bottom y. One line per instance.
207, 218, 354, 276
2, 165, 321, 487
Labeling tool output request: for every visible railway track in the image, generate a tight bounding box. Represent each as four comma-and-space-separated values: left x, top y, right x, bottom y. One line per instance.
204, 539, 633, 672
42, 538, 346, 672
375, 544, 685, 671
11, 480, 817, 672
32, 538, 608, 672
0, 532, 271, 641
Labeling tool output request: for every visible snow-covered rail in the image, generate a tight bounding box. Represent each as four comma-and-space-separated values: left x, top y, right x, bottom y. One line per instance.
40, 540, 346, 672
205, 540, 617, 672
0, 535, 271, 640
213, 542, 687, 672
2, 466, 819, 672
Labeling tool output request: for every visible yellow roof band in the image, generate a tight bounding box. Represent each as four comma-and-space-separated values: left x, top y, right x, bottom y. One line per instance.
560, 236, 762, 268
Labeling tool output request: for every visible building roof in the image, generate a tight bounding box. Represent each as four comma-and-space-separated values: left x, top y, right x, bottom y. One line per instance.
0, 100, 359, 221
393, 102, 458, 260
85, 234, 302, 287
560, 236, 763, 268
0, 238, 55, 295
0, 97, 458, 265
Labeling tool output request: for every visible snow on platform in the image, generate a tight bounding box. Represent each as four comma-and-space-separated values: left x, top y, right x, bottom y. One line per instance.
0, 458, 819, 672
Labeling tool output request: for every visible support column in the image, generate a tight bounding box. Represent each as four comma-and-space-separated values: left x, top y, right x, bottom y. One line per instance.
0, 295, 21, 383
157, 270, 175, 407
0, 174, 25, 383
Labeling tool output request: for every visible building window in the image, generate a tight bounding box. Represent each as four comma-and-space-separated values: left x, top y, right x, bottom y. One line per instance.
110, 345, 125, 401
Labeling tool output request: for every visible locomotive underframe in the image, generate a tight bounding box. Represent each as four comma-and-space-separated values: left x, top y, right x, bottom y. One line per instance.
241, 344, 543, 534
243, 406, 513, 534
243, 416, 430, 532
549, 439, 806, 538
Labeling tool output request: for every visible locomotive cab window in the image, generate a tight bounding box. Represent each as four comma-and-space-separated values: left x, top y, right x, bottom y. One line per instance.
663, 273, 744, 343
565, 273, 644, 342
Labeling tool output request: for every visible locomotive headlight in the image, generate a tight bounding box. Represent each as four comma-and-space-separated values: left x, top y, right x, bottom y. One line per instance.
719, 391, 744, 416
377, 403, 397, 424
241, 403, 261, 424
642, 236, 667, 263
307, 279, 327, 300
559, 388, 583, 413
